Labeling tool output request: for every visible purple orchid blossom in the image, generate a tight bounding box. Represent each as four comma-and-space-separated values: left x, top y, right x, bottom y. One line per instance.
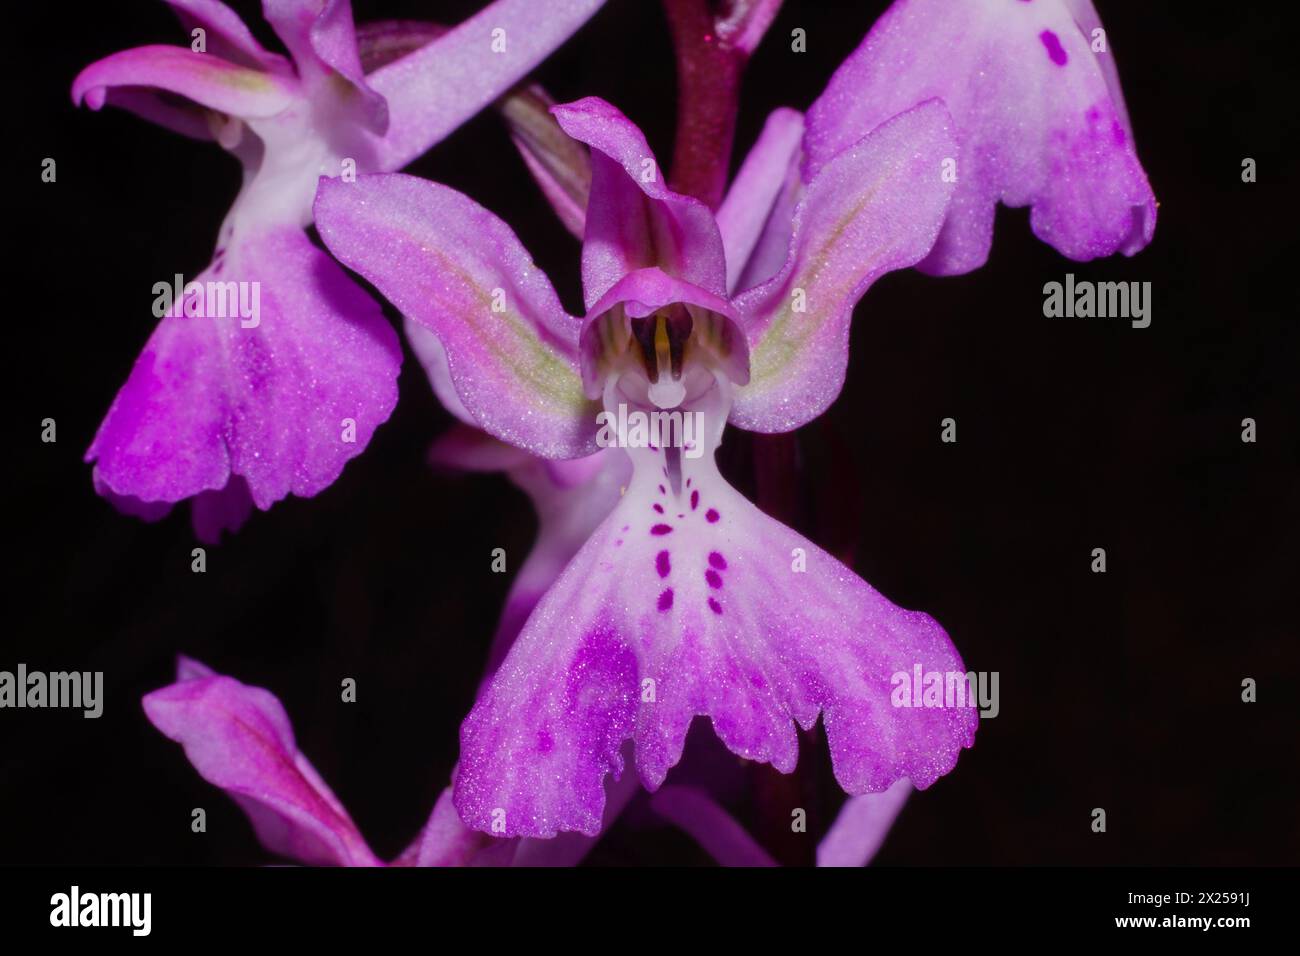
112, 0, 1164, 865
805, 0, 1157, 275
143, 656, 636, 866
312, 92, 979, 839
73, 0, 607, 540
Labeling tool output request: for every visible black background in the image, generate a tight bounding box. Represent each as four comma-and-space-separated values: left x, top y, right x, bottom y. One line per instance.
7, 0, 1296, 866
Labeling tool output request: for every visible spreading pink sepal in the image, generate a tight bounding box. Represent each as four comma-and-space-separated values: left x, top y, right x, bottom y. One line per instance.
72, 45, 298, 119
315, 173, 598, 461
365, 0, 610, 172
731, 100, 957, 433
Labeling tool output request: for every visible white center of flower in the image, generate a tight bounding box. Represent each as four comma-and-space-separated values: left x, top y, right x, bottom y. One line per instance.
647, 377, 686, 409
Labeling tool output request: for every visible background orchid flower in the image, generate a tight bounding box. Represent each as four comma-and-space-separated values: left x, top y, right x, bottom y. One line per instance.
143, 656, 635, 866
72, 0, 606, 540
314, 93, 979, 839
804, 0, 1157, 275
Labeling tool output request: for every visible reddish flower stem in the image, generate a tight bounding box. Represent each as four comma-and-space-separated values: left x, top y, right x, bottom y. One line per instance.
662, 0, 783, 209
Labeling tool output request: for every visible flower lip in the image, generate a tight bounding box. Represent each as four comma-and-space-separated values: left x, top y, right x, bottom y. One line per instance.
580, 267, 750, 400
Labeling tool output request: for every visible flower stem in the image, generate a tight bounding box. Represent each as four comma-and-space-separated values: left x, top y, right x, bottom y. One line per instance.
662, 0, 783, 208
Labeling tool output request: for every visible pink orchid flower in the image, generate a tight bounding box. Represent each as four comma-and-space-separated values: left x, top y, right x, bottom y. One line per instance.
73, 0, 606, 539
143, 656, 633, 866
313, 93, 979, 839
805, 0, 1157, 275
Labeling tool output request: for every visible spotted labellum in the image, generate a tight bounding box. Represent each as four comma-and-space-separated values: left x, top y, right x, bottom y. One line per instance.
315, 92, 982, 838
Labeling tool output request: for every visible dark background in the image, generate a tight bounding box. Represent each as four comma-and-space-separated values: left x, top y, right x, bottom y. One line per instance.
7, 0, 1296, 866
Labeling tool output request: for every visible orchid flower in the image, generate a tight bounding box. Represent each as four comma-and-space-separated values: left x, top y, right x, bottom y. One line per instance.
143, 656, 634, 866
73, 0, 607, 539
650, 778, 913, 867
804, 0, 1157, 275
313, 93, 979, 839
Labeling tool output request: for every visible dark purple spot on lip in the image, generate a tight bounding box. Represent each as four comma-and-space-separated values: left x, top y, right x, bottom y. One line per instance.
658, 484, 666, 494
1111, 119, 1126, 145
653, 503, 664, 514
705, 509, 720, 523
690, 490, 699, 510
656, 550, 671, 578
537, 729, 554, 754
686, 478, 692, 488
708, 597, 723, 615
658, 588, 674, 611
705, 569, 723, 589
708, 551, 727, 570
651, 524, 673, 535
1039, 29, 1067, 65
